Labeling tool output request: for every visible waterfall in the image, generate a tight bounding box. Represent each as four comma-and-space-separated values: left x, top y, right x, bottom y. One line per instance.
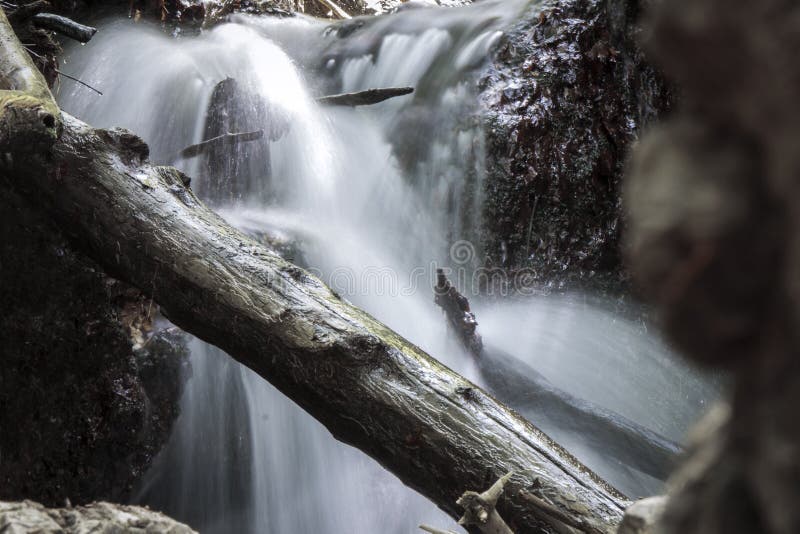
57, 2, 717, 531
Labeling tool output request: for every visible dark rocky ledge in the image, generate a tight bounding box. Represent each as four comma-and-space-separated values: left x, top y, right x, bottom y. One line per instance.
480, 0, 673, 291
0, 187, 189, 507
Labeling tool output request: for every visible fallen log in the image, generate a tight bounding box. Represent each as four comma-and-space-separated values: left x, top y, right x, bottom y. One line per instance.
32, 13, 97, 43
317, 86, 414, 106
0, 7, 626, 532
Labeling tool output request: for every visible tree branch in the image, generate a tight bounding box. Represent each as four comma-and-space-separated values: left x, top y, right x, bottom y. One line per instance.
32, 13, 97, 43
317, 86, 414, 106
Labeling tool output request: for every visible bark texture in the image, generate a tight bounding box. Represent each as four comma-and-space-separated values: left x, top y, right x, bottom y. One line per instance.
0, 6, 625, 532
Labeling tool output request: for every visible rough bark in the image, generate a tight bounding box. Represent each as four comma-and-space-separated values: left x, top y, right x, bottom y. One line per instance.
7, 111, 626, 534
0, 6, 625, 532
317, 86, 414, 106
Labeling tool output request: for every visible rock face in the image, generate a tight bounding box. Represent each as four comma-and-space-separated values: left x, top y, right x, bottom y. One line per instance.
480, 0, 672, 290
0, 188, 189, 507
0, 500, 196, 533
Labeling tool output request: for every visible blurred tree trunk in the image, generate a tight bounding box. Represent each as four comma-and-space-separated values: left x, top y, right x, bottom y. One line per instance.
624, 1, 800, 533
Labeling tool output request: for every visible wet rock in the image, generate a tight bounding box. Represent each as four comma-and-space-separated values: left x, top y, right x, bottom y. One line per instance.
480, 0, 673, 291
0, 187, 189, 507
193, 77, 288, 205
0, 500, 196, 533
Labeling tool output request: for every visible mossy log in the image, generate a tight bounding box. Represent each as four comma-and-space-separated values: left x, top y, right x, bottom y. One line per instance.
0, 7, 626, 532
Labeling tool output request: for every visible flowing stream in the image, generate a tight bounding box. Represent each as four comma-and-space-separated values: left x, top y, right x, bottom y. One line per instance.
58, 2, 718, 531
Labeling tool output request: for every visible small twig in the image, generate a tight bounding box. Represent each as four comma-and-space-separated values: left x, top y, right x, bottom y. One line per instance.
54, 68, 103, 95
23, 45, 42, 58
180, 130, 264, 159
317, 87, 414, 107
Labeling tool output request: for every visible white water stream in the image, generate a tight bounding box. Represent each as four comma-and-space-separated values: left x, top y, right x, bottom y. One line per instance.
58, 3, 717, 531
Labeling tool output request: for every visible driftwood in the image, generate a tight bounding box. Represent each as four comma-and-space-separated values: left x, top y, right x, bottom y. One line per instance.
180, 130, 264, 159
422, 473, 515, 534
313, 0, 351, 19
32, 13, 97, 43
317, 86, 414, 107
0, 7, 627, 532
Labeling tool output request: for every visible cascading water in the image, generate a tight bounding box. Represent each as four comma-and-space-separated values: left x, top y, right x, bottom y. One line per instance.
57, 2, 718, 531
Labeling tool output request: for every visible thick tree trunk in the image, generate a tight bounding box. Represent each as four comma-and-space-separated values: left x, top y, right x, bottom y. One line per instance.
0, 8, 625, 533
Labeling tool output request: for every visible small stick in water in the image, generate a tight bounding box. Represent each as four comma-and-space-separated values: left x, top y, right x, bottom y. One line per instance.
55, 68, 103, 95
317, 87, 414, 107
180, 130, 265, 159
